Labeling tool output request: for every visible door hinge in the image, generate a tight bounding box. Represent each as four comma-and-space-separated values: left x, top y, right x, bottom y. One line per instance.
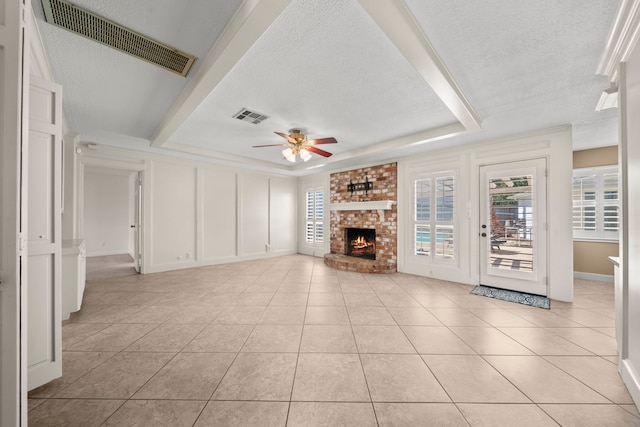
17, 232, 27, 256
544, 168, 548, 177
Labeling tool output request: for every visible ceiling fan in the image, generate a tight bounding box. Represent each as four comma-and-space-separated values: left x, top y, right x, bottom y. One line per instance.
253, 129, 337, 163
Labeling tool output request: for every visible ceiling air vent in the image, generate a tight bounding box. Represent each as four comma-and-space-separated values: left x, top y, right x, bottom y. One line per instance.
40, 0, 196, 77
233, 108, 269, 124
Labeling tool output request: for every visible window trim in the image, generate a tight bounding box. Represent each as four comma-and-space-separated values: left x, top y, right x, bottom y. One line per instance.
411, 170, 457, 265
305, 188, 324, 245
572, 165, 619, 242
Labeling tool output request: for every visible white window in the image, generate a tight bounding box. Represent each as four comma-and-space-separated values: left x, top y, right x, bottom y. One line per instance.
572, 166, 619, 240
413, 172, 456, 262
305, 189, 324, 244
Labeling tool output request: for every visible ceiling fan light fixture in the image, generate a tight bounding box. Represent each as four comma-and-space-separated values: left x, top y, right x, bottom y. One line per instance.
282, 147, 296, 163
257, 129, 337, 163
300, 149, 312, 162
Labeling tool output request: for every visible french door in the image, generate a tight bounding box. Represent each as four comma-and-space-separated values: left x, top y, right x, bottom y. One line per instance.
479, 159, 548, 296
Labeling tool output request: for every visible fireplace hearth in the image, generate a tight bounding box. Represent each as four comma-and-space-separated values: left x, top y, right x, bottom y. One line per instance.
345, 228, 376, 260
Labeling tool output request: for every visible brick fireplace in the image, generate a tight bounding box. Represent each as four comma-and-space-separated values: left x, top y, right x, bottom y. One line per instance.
324, 162, 397, 273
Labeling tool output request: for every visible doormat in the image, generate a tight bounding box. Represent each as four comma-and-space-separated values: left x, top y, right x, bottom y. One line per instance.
471, 285, 550, 309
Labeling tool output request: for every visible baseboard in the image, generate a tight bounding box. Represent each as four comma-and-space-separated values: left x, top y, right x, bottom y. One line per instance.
620, 358, 640, 408
298, 246, 329, 258
573, 271, 614, 283
143, 250, 298, 274
298, 250, 327, 258
86, 250, 131, 258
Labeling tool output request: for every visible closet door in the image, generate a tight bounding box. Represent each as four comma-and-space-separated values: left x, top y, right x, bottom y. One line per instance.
0, 0, 29, 423
27, 76, 63, 390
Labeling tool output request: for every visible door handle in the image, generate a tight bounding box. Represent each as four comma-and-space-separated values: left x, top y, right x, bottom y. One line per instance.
481, 224, 487, 229
130, 225, 136, 228
481, 233, 487, 237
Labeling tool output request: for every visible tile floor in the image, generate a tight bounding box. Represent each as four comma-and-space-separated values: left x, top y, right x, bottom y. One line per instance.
28, 255, 640, 426
86, 254, 137, 281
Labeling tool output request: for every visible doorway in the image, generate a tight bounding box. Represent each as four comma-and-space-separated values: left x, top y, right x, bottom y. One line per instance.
479, 158, 548, 296
82, 167, 142, 280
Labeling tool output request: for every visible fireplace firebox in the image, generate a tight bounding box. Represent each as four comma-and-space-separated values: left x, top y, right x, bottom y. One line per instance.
345, 228, 376, 260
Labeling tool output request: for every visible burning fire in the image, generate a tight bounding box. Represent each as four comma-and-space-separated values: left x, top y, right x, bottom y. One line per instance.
352, 235, 374, 249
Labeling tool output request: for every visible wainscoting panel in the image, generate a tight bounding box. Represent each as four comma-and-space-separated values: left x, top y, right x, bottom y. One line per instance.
202, 168, 237, 260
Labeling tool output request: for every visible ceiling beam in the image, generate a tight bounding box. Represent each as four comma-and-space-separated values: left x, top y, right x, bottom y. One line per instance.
295, 122, 466, 172
357, 0, 481, 132
163, 141, 292, 172
150, 0, 292, 147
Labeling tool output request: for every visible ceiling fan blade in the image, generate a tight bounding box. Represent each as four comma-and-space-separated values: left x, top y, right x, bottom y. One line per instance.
252, 143, 289, 148
308, 137, 337, 145
275, 131, 296, 143
306, 146, 333, 158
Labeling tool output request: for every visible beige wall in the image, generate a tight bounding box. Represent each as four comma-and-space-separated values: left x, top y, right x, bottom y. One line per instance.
574, 240, 618, 275
572, 145, 619, 276
573, 146, 618, 168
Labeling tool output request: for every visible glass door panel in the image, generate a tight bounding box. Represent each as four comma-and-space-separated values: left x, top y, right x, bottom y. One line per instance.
480, 159, 547, 296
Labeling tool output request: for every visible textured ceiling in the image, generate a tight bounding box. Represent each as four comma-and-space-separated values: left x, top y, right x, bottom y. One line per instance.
170, 0, 457, 163
31, 0, 244, 139
401, 0, 619, 152
31, 0, 620, 174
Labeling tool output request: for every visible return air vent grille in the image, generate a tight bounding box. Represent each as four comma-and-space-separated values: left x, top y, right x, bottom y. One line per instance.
233, 108, 269, 124
41, 0, 196, 77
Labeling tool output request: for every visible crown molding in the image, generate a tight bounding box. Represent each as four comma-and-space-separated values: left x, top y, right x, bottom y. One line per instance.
597, 0, 640, 82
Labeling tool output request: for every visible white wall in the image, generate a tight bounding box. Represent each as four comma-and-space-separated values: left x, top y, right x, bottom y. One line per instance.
619, 35, 640, 407
149, 161, 197, 265
62, 134, 80, 240
397, 128, 574, 301
238, 173, 269, 257
78, 150, 298, 273
70, 147, 299, 274
144, 158, 298, 273
83, 170, 131, 256
399, 151, 472, 284
269, 177, 298, 254
201, 168, 237, 259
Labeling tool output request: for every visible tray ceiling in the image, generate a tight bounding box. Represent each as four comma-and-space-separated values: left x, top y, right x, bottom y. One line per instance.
31, 0, 620, 174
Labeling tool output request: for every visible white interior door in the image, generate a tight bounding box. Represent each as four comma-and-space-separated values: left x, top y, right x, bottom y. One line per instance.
134, 172, 142, 273
27, 76, 62, 390
1, 1, 28, 423
479, 158, 548, 296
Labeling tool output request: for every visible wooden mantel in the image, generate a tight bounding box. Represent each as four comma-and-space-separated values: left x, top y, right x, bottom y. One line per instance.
329, 200, 395, 220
